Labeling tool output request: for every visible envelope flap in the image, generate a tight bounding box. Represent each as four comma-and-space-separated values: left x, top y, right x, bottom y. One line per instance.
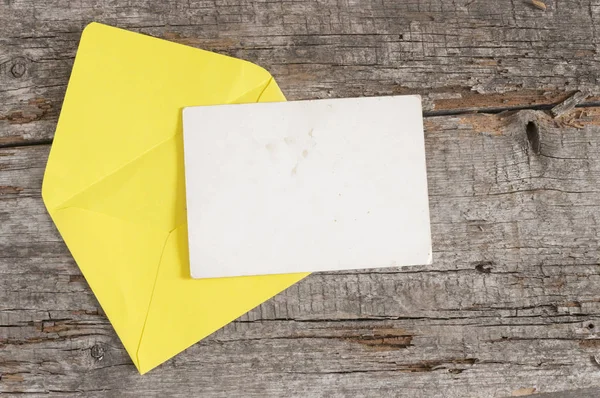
42, 22, 274, 211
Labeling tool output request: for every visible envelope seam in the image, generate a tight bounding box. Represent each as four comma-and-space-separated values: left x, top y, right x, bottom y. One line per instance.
135, 227, 173, 371
51, 134, 177, 211
227, 75, 272, 104
255, 76, 274, 102
51, 206, 169, 236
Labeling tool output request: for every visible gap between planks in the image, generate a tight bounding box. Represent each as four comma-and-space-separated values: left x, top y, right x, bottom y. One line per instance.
2, 100, 600, 150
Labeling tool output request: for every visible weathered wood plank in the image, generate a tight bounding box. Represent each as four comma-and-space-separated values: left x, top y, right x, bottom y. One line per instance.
2, 0, 600, 145
3, 107, 600, 396
536, 388, 600, 398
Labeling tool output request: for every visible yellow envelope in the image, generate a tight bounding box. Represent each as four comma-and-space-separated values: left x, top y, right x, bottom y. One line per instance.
42, 22, 308, 374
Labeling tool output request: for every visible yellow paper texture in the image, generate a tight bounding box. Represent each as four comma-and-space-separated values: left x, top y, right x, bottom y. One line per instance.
42, 23, 308, 374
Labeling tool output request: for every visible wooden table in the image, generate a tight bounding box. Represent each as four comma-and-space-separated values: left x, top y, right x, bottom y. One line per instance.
2, 0, 600, 396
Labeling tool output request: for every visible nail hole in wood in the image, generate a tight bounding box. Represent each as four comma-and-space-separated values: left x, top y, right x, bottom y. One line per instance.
526, 121, 541, 154
90, 344, 105, 360
588, 323, 595, 330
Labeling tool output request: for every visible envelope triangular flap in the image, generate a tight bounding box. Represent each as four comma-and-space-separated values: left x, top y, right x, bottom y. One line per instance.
42, 22, 274, 211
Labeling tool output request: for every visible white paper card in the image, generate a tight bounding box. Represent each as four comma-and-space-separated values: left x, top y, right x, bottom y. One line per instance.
183, 95, 432, 278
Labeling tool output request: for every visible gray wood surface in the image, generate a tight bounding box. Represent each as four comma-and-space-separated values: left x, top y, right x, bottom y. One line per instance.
2, 0, 600, 397
535, 388, 600, 398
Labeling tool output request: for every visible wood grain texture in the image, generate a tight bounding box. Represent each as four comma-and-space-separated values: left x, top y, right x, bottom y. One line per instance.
535, 388, 600, 398
4, 107, 600, 396
3, 0, 600, 396
2, 0, 600, 145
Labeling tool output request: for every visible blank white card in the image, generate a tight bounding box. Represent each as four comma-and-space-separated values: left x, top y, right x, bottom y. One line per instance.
183, 95, 432, 279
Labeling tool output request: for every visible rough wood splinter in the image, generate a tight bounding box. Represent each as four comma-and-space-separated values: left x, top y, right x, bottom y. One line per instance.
531, 0, 547, 10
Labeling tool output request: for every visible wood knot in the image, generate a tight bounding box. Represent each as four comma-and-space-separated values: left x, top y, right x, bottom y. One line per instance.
10, 60, 26, 78
90, 343, 105, 360
475, 261, 494, 273
526, 121, 541, 155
